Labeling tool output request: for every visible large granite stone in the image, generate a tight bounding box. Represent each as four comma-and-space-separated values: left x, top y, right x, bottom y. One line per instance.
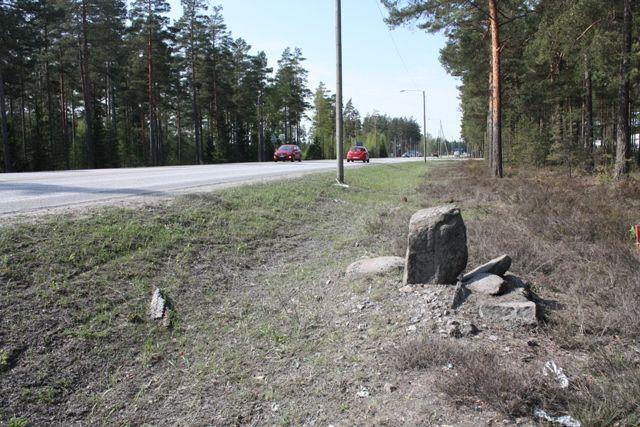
403, 205, 468, 285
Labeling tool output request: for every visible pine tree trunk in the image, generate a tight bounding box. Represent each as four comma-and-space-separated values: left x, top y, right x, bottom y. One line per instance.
190, 22, 202, 165
0, 66, 11, 172
486, 71, 492, 166
81, 0, 95, 168
613, 0, 631, 180
147, 0, 158, 166
70, 90, 76, 167
177, 106, 182, 164
59, 49, 69, 169
45, 57, 55, 163
583, 54, 594, 172
20, 77, 27, 162
107, 61, 118, 167
488, 0, 503, 177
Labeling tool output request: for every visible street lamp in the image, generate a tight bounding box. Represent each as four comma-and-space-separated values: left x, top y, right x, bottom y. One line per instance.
400, 89, 427, 163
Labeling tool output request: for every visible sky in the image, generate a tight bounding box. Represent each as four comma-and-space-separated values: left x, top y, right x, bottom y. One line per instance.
165, 0, 462, 140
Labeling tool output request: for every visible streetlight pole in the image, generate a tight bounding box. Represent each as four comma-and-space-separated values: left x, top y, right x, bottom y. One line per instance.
400, 89, 427, 163
335, 0, 344, 184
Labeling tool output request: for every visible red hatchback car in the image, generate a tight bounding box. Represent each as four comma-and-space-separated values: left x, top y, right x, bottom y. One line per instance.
273, 144, 302, 162
346, 146, 370, 163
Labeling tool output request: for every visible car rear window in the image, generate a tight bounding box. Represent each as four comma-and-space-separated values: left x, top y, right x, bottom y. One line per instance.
278, 145, 293, 152
352, 147, 364, 151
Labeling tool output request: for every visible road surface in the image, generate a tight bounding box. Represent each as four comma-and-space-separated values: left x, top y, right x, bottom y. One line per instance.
0, 157, 433, 216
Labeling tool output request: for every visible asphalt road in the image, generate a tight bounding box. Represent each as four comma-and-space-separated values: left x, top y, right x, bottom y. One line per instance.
0, 157, 432, 216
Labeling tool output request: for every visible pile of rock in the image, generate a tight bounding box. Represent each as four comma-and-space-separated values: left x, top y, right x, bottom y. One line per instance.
460, 255, 537, 325
344, 204, 539, 327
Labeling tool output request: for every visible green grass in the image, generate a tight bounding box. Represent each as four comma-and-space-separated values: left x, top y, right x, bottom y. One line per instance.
0, 161, 431, 425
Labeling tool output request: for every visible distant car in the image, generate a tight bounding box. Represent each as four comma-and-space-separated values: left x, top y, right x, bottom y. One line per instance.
431, 152, 439, 157
401, 151, 419, 158
273, 144, 302, 162
347, 146, 370, 163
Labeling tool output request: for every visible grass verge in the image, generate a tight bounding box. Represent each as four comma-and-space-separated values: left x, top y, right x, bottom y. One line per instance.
0, 161, 430, 425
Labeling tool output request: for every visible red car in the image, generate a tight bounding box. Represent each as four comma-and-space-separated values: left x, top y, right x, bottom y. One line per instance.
273, 144, 302, 162
347, 146, 370, 163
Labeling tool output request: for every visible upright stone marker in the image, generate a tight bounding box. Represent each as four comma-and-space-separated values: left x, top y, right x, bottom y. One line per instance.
403, 205, 468, 285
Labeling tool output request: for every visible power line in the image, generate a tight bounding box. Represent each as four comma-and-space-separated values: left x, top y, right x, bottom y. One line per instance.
373, 0, 419, 90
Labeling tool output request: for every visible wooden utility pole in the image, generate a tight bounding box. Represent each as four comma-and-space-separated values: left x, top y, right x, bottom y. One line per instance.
335, 0, 344, 184
488, 0, 503, 178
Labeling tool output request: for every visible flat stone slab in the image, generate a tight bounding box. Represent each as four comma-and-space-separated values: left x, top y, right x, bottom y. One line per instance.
464, 273, 506, 295
479, 301, 537, 325
462, 255, 512, 281
346, 256, 404, 277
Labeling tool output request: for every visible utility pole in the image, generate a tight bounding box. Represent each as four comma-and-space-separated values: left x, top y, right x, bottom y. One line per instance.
400, 89, 427, 162
257, 92, 264, 162
335, 0, 344, 184
422, 90, 426, 162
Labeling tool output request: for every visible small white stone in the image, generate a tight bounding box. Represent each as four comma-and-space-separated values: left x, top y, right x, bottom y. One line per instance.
356, 387, 370, 398
149, 288, 165, 320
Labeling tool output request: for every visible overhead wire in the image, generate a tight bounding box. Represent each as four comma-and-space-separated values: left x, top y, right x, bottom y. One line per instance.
372, 0, 419, 90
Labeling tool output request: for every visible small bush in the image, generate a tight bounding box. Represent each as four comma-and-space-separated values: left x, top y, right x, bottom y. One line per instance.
8, 418, 29, 427
395, 337, 565, 417
0, 349, 9, 372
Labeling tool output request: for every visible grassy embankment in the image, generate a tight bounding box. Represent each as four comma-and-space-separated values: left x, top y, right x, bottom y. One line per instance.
0, 162, 431, 425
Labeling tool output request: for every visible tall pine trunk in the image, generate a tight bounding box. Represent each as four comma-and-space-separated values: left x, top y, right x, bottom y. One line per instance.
190, 21, 202, 165
486, 71, 492, 165
45, 57, 55, 163
81, 0, 95, 168
20, 77, 27, 162
147, 0, 159, 166
59, 48, 69, 169
583, 54, 594, 172
177, 105, 182, 164
613, 0, 631, 180
0, 66, 11, 172
488, 0, 503, 177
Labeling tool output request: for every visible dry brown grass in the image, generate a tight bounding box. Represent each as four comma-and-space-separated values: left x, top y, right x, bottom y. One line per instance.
364, 206, 411, 257
416, 161, 640, 424
395, 337, 566, 417
421, 161, 640, 342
